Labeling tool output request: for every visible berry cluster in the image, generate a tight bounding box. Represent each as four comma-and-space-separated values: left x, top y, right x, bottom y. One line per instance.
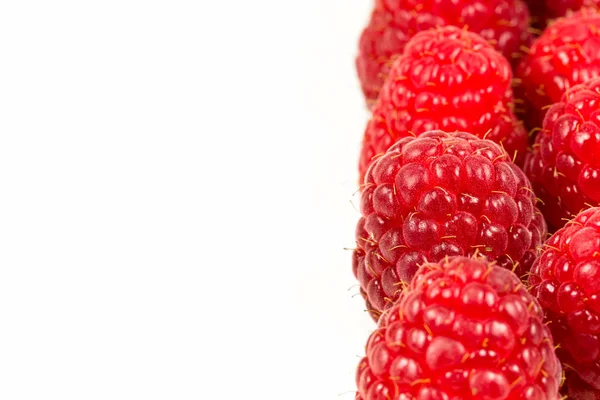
346, 3, 600, 399
356, 0, 532, 105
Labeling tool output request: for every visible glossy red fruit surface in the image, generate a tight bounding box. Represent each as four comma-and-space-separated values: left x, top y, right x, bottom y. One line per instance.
354, 130, 546, 321
516, 9, 600, 130
359, 26, 527, 183
529, 207, 600, 392
355, 256, 562, 400
524, 78, 600, 231
356, 0, 532, 104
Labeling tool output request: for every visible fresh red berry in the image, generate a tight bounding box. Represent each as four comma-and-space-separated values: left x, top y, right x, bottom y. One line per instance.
355, 256, 562, 400
524, 78, 600, 231
516, 9, 600, 130
354, 130, 546, 321
529, 207, 600, 392
356, 0, 532, 105
358, 26, 527, 184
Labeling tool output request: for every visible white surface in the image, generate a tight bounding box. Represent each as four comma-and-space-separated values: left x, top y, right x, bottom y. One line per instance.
0, 1, 374, 399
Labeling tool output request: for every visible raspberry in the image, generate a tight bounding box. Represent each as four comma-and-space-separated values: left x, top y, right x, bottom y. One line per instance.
356, 0, 532, 105
354, 130, 546, 321
358, 26, 527, 183
516, 9, 600, 130
529, 207, 600, 392
355, 256, 562, 400
524, 78, 600, 231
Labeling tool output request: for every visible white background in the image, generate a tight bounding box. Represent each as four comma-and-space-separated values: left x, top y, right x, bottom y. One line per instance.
0, 1, 375, 399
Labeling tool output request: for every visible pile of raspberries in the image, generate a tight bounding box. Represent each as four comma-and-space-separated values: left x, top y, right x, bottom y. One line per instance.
350, 2, 600, 399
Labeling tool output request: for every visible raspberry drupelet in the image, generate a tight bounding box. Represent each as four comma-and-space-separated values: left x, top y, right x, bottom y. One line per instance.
355, 256, 562, 400
530, 207, 600, 393
358, 26, 527, 183
516, 8, 600, 131
356, 0, 532, 105
524, 78, 600, 231
353, 130, 546, 321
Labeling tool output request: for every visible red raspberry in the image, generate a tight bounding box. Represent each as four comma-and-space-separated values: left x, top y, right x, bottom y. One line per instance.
516, 9, 600, 130
356, 0, 532, 105
529, 207, 600, 392
524, 78, 600, 231
354, 130, 546, 321
355, 256, 562, 400
358, 26, 527, 183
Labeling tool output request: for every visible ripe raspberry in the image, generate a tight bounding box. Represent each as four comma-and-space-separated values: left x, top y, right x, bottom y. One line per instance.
530, 207, 600, 392
356, 0, 532, 104
355, 256, 562, 400
358, 26, 528, 183
516, 9, 600, 130
524, 78, 600, 231
353, 130, 546, 321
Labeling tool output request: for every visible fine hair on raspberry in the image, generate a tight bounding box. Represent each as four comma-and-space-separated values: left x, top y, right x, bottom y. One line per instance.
354, 130, 546, 321
359, 26, 527, 183
516, 8, 600, 130
525, 78, 600, 231
355, 256, 562, 400
529, 207, 600, 392
356, 0, 532, 104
